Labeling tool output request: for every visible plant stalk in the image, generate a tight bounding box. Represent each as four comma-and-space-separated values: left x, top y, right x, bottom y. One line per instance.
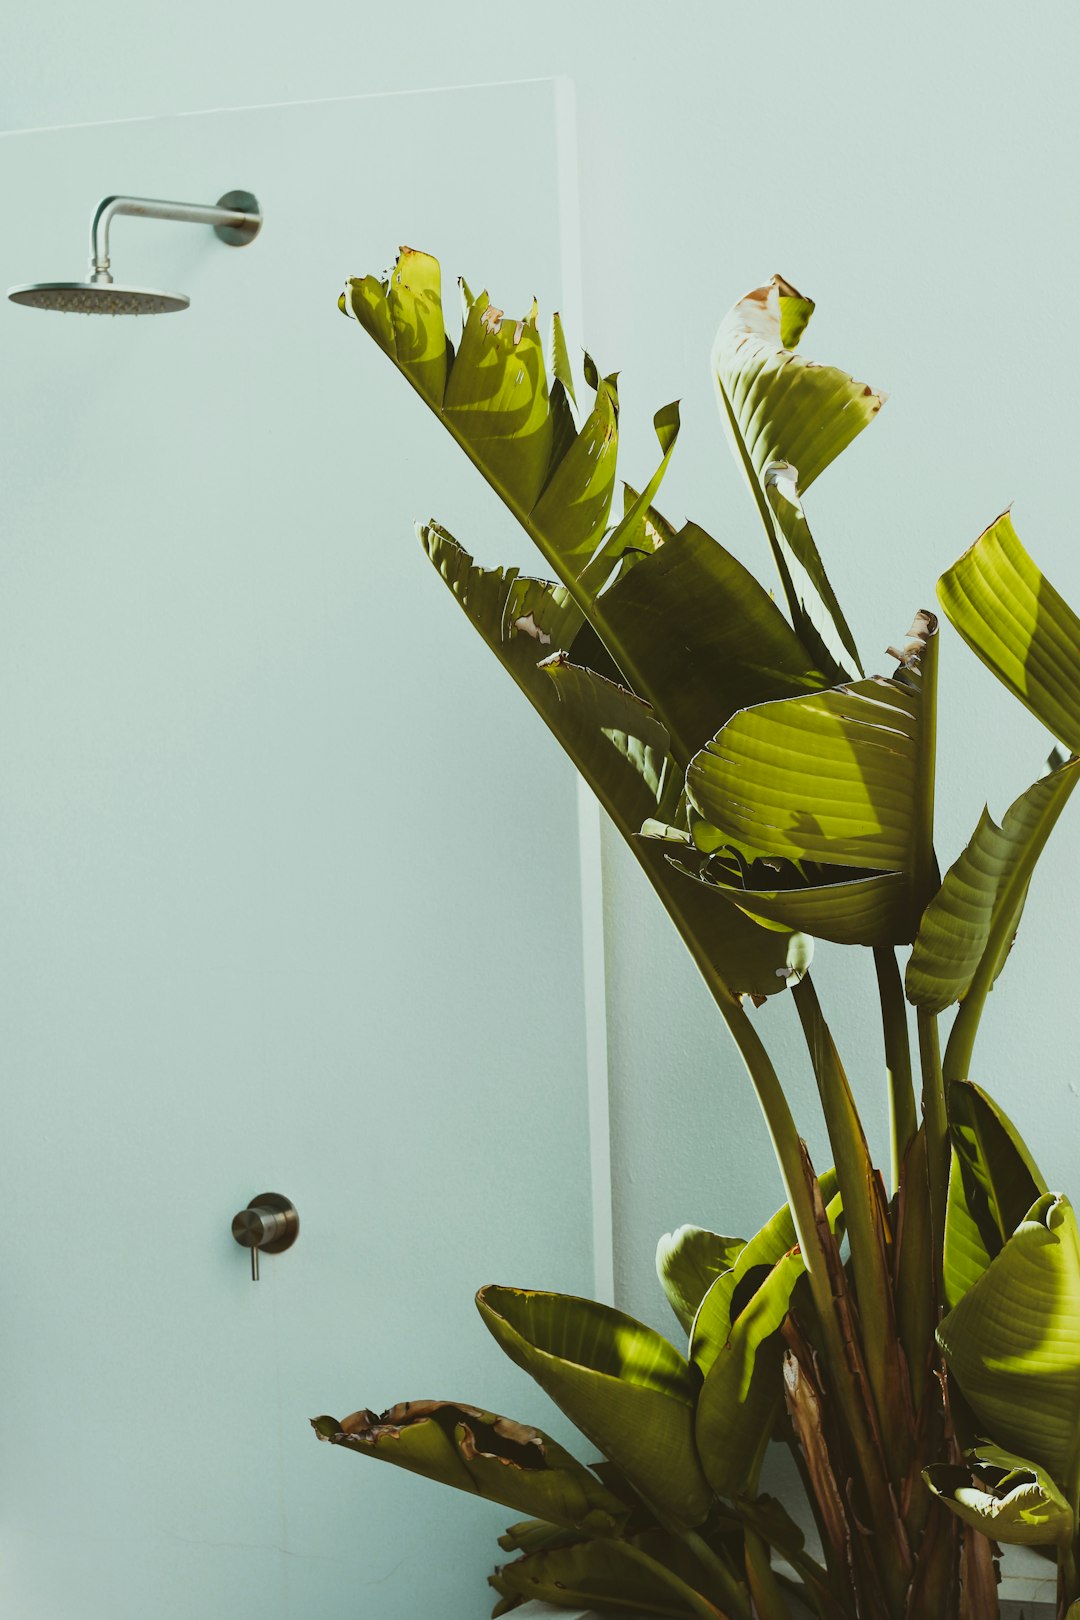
792, 975, 907, 1482
873, 945, 917, 1192
917, 1009, 947, 1306
718, 996, 911, 1615
680, 1529, 755, 1620
615, 1536, 742, 1620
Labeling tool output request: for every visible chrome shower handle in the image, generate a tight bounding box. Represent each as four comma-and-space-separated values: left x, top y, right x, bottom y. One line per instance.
231, 1192, 299, 1281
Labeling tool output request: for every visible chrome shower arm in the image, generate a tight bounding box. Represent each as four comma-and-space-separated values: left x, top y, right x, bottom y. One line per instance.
88, 192, 261, 282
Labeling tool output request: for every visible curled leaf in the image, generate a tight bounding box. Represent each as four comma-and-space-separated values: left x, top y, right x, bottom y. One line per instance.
311, 1400, 624, 1533
922, 1443, 1074, 1546
655, 1225, 746, 1337
937, 1193, 1080, 1482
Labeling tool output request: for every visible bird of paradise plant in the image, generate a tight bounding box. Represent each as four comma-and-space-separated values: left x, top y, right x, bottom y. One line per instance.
313, 248, 1080, 1620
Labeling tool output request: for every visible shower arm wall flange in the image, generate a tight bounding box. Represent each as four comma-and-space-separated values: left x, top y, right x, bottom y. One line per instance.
88, 190, 261, 284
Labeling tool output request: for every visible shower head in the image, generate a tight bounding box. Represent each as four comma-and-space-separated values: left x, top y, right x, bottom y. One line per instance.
8, 281, 189, 316
7, 189, 260, 315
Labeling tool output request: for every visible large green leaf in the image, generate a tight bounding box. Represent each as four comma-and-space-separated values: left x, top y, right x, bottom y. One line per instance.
679, 612, 939, 945
942, 1148, 994, 1316
348, 252, 827, 1006
345, 252, 828, 768
713, 275, 883, 683
344, 256, 620, 594
596, 515, 826, 766
421, 521, 669, 819
689, 1183, 836, 1374
938, 509, 1080, 751
643, 845, 907, 950
422, 522, 810, 1001
690, 1178, 841, 1501
938, 1193, 1080, 1482
906, 756, 1080, 1011
943, 1081, 1047, 1310
310, 1400, 625, 1532
655, 1226, 746, 1338
476, 1287, 713, 1527
922, 1442, 1075, 1547
694, 1247, 811, 1500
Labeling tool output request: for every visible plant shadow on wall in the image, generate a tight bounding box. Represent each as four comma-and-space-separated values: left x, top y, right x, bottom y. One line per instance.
312, 251, 1080, 1620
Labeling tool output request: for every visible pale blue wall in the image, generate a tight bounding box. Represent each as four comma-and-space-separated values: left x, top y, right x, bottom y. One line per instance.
3, 8, 1079, 1612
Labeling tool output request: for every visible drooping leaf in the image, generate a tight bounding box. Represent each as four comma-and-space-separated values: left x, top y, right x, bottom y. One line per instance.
421, 521, 667, 813
655, 1226, 746, 1337
938, 1193, 1080, 1482
422, 522, 810, 1001
311, 1401, 625, 1533
922, 1442, 1075, 1546
906, 756, 1080, 1012
498, 1517, 581, 1556
489, 1527, 720, 1617
680, 613, 939, 945
938, 510, 1080, 752
713, 274, 883, 681
713, 274, 885, 493
476, 1287, 713, 1527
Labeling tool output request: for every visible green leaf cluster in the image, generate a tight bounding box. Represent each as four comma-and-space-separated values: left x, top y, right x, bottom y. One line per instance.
316, 252, 1080, 1620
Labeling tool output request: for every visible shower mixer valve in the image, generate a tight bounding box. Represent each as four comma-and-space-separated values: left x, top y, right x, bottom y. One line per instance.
231, 1193, 299, 1281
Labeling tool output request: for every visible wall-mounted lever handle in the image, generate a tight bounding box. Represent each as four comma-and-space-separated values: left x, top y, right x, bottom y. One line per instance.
231, 1193, 299, 1281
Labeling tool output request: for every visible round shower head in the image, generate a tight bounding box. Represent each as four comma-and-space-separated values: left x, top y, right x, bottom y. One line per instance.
8, 281, 189, 315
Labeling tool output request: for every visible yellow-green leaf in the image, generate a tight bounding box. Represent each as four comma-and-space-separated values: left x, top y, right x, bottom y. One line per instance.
683, 614, 938, 945
311, 1400, 625, 1532
907, 757, 1080, 1012
922, 1442, 1074, 1546
938, 1193, 1080, 1482
938, 510, 1080, 752
476, 1286, 713, 1527
713, 274, 882, 681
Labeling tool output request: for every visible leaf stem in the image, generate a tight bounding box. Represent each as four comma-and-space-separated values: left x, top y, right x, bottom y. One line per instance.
615, 1537, 739, 1620
873, 946, 917, 1192
792, 975, 907, 1485
743, 1530, 795, 1620
716, 997, 832, 1305
917, 1009, 947, 1306
717, 996, 910, 1610
679, 1529, 755, 1620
